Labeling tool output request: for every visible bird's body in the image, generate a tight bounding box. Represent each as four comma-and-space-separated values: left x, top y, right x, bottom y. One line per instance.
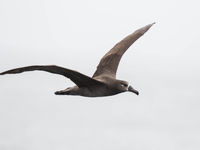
59, 85, 115, 97
0, 23, 155, 97
56, 75, 127, 97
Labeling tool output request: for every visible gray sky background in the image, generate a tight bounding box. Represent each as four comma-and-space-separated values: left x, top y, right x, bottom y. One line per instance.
0, 0, 200, 150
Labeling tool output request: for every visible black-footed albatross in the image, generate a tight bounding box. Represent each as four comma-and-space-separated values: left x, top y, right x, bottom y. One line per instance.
0, 23, 155, 97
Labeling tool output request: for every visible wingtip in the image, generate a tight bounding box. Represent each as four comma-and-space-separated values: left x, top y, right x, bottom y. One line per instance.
0, 71, 8, 75
149, 22, 156, 27
142, 22, 155, 31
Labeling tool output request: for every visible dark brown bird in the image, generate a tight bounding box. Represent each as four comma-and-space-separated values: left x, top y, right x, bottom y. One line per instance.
0, 23, 155, 97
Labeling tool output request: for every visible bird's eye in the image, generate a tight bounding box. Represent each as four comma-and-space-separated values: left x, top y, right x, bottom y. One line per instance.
121, 83, 127, 87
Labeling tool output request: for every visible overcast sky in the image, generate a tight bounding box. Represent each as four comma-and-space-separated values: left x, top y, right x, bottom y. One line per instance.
0, 0, 200, 150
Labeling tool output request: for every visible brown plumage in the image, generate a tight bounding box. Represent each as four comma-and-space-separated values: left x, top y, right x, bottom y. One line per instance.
0, 23, 155, 97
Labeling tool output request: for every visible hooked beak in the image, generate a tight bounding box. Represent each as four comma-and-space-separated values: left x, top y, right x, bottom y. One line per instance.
128, 85, 139, 95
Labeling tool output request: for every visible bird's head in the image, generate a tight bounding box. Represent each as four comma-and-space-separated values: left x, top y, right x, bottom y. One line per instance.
117, 80, 139, 95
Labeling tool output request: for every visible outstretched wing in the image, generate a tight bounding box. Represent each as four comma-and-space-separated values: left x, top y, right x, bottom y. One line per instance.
0, 65, 104, 87
93, 23, 155, 78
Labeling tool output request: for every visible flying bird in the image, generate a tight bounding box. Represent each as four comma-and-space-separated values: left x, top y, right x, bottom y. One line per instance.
0, 23, 155, 97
